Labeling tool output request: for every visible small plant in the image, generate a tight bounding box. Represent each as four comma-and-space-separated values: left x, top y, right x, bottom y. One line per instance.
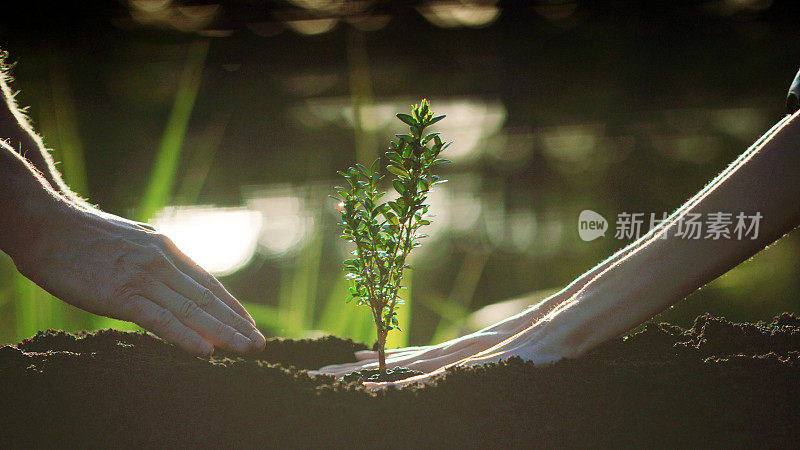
333, 99, 449, 375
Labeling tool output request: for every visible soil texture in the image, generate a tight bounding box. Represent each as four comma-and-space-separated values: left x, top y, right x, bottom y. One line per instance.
1, 313, 799, 448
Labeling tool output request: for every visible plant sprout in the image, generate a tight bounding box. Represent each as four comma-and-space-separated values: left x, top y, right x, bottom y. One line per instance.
333, 99, 449, 375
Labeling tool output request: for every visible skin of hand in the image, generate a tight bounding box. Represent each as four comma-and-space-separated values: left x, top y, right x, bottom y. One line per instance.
0, 55, 265, 355
315, 291, 568, 377
11, 186, 266, 355
330, 109, 800, 389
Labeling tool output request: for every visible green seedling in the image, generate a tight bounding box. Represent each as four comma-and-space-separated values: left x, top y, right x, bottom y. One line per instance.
333, 99, 449, 375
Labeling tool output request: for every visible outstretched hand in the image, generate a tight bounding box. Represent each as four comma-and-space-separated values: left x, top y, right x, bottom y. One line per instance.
315, 329, 513, 379
313, 290, 571, 385
359, 318, 568, 389
14, 203, 266, 355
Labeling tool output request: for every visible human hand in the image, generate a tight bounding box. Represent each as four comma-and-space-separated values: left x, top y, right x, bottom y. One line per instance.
313, 329, 513, 378
13, 203, 266, 355
313, 290, 568, 379
361, 314, 569, 390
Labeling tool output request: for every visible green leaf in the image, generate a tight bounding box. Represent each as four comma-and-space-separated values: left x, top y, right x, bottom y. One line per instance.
384, 211, 400, 226
419, 178, 429, 191
387, 165, 410, 179
422, 132, 439, 145
369, 158, 381, 176
393, 179, 406, 195
385, 151, 402, 163
427, 114, 445, 126
396, 113, 417, 127
388, 201, 402, 216
397, 134, 414, 145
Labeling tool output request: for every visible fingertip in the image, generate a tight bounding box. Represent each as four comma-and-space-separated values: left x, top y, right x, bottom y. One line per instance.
232, 332, 252, 353
195, 340, 214, 357
249, 329, 266, 350
354, 350, 377, 360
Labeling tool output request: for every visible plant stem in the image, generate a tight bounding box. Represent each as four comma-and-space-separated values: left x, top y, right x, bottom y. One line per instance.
377, 329, 387, 373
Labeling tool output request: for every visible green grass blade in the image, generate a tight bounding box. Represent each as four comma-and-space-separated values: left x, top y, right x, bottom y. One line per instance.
49, 67, 89, 196
176, 115, 229, 203
242, 302, 292, 336
138, 40, 209, 222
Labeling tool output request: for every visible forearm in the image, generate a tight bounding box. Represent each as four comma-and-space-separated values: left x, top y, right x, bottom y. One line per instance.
0, 55, 92, 210
0, 140, 72, 265
544, 111, 800, 357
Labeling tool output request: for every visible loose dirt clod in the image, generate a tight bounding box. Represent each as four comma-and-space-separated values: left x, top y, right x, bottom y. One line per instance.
1, 314, 799, 448
341, 366, 425, 383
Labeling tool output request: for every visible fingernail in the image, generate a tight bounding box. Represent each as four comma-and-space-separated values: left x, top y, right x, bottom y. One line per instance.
250, 329, 266, 350
234, 332, 251, 351
199, 342, 214, 357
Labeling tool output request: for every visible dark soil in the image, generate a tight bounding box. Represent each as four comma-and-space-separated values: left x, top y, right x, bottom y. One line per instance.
1, 313, 799, 448
340, 366, 425, 383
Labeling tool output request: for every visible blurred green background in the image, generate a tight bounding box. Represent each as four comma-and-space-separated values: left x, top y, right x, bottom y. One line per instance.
1, 0, 799, 347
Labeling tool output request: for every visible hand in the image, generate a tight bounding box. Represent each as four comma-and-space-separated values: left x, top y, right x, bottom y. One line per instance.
314, 329, 514, 378
362, 313, 568, 390
313, 291, 568, 378
13, 203, 266, 355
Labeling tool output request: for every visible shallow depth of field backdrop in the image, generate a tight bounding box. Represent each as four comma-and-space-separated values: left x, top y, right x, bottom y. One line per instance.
1, 0, 799, 347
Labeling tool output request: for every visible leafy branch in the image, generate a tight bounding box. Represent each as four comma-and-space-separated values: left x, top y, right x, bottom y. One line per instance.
333, 99, 449, 374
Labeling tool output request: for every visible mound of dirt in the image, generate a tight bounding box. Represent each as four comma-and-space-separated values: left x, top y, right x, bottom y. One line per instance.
1, 314, 799, 448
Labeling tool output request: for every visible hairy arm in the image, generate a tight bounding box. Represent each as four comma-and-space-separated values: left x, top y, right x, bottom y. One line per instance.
0, 139, 65, 261
540, 111, 800, 358
0, 58, 77, 201
0, 51, 265, 354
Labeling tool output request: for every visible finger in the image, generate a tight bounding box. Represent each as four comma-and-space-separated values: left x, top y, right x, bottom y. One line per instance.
356, 346, 428, 360
126, 295, 214, 356
405, 346, 480, 373
388, 345, 427, 354
161, 239, 256, 326
156, 259, 265, 350
354, 350, 377, 361
146, 281, 254, 353
351, 350, 420, 366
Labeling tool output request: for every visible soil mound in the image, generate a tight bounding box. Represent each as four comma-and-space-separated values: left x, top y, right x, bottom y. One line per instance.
1, 314, 798, 448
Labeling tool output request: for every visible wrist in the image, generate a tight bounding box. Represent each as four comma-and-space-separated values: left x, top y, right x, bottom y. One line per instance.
5, 192, 74, 273
547, 240, 685, 358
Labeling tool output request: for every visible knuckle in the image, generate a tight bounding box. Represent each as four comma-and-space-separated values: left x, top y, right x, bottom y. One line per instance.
149, 233, 173, 248
139, 246, 168, 271
214, 320, 228, 337
119, 300, 144, 321
112, 271, 149, 301
196, 288, 214, 308
178, 299, 199, 319
200, 271, 219, 288
154, 307, 174, 329
215, 321, 235, 344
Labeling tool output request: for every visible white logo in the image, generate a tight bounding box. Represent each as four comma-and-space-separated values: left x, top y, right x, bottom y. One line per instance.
578, 210, 608, 241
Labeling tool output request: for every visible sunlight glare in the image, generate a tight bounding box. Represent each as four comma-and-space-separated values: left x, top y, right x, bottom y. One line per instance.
150, 206, 262, 276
